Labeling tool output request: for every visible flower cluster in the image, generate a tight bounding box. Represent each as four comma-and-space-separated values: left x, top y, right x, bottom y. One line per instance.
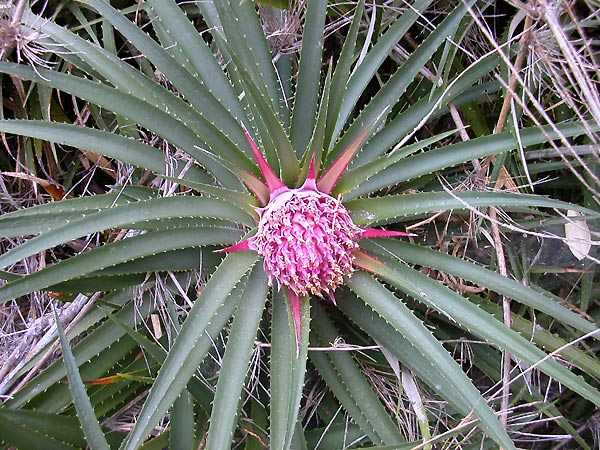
251, 183, 360, 300
222, 129, 409, 346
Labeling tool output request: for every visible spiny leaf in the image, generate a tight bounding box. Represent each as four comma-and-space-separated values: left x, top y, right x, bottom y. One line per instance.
347, 121, 600, 199
270, 290, 310, 450
355, 253, 600, 407
0, 196, 251, 271
54, 308, 111, 450
0, 227, 243, 304
347, 268, 516, 450
205, 265, 268, 450
121, 251, 258, 450
290, 0, 327, 153
363, 239, 600, 336
311, 304, 405, 445
346, 191, 600, 226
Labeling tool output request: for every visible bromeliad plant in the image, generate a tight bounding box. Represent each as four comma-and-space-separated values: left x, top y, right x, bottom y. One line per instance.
0, 1, 599, 449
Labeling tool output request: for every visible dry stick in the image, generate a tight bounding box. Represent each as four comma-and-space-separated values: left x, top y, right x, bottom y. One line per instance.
8, 292, 100, 396
10, 0, 28, 26
489, 12, 534, 436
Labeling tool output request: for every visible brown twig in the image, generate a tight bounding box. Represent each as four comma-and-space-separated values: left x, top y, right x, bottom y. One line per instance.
489, 11, 534, 437
10, 0, 28, 26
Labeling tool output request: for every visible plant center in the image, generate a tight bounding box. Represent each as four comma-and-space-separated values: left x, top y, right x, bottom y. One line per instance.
250, 187, 360, 298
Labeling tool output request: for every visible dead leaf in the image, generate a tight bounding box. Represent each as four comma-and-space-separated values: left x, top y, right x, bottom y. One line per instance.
565, 210, 591, 260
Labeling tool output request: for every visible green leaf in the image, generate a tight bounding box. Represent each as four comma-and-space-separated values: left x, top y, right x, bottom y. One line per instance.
331, 0, 458, 159
162, 176, 260, 216
473, 297, 600, 377
54, 308, 111, 450
0, 194, 120, 238
121, 251, 258, 450
346, 191, 600, 226
352, 50, 498, 165
362, 239, 600, 336
346, 121, 600, 199
0, 196, 251, 271
236, 68, 301, 184
4, 290, 152, 409
22, 10, 256, 173
212, 1, 283, 116
0, 62, 245, 188
90, 248, 219, 277
324, 0, 365, 152
83, 0, 248, 151
290, 0, 327, 153
0, 409, 85, 449
356, 255, 600, 407
334, 130, 456, 196
346, 270, 516, 450
0, 120, 196, 180
169, 391, 195, 450
269, 290, 310, 450
0, 227, 242, 304
337, 293, 477, 419
206, 265, 269, 450
311, 304, 404, 445
146, 0, 246, 122
331, 0, 434, 147
255, 0, 289, 8
0, 413, 79, 449
299, 66, 331, 182
47, 274, 146, 294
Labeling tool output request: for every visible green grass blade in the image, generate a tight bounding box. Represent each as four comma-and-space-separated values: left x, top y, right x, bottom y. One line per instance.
311, 304, 404, 445
205, 265, 269, 450
360, 257, 600, 407
270, 290, 310, 450
54, 309, 111, 450
346, 191, 599, 226
0, 227, 243, 304
363, 240, 599, 336
0, 196, 250, 271
121, 251, 258, 450
290, 0, 327, 153
347, 271, 516, 450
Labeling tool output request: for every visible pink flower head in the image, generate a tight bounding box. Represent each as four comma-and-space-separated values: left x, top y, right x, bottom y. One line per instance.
220, 128, 411, 350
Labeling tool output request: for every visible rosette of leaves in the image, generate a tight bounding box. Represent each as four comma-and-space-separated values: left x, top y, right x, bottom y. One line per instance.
0, 1, 598, 449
